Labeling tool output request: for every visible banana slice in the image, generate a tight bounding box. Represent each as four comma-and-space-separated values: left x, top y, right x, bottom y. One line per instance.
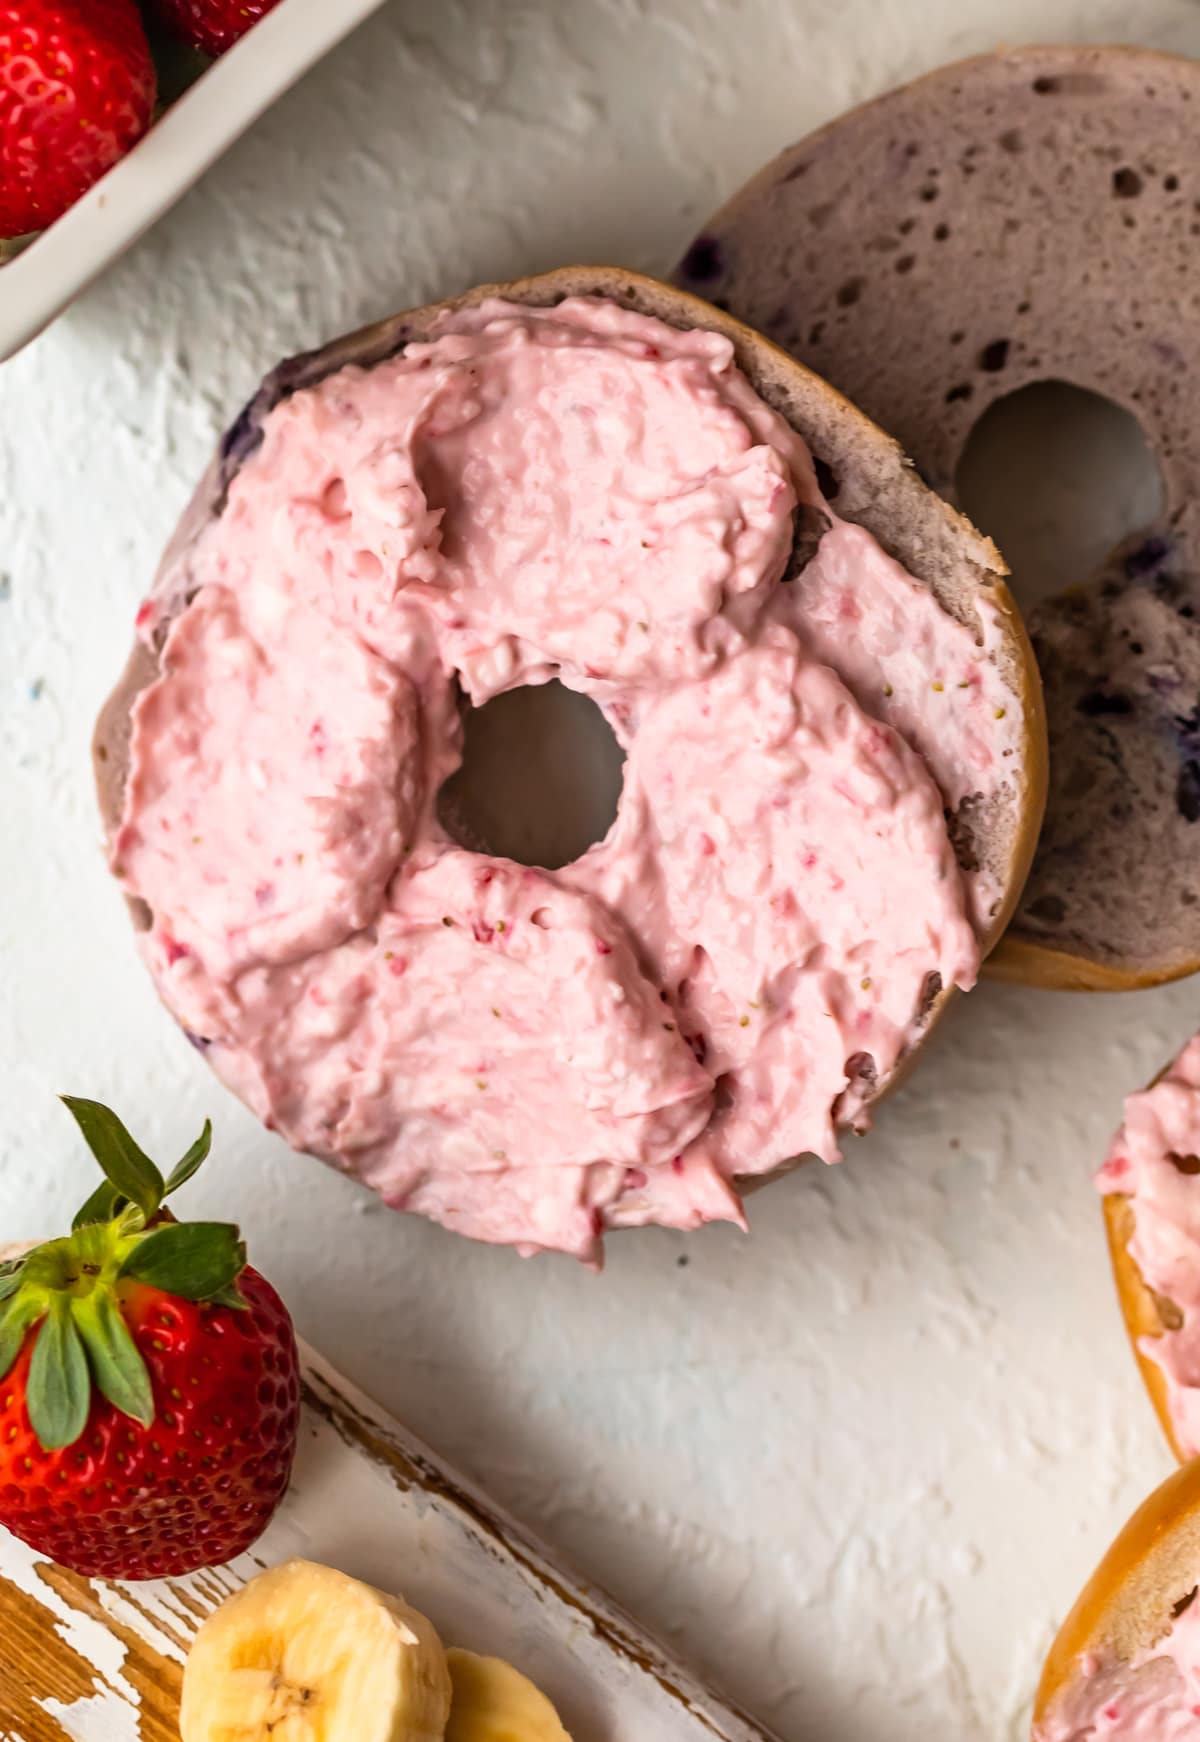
445, 1648, 572, 1742
180, 1559, 452, 1742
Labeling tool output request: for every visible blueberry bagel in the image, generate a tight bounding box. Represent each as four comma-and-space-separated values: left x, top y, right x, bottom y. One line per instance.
677, 45, 1200, 989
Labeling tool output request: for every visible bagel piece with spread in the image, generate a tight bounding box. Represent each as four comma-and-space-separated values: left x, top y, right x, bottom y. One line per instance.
95, 267, 1045, 1260
1034, 1460, 1200, 1740
1100, 1034, 1200, 1463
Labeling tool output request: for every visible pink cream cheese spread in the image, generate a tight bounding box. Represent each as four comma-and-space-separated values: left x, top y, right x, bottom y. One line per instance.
1098, 1035, 1200, 1456
114, 296, 1020, 1259
1036, 1598, 1200, 1741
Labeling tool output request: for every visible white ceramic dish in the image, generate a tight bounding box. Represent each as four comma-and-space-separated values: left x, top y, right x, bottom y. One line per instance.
0, 0, 387, 363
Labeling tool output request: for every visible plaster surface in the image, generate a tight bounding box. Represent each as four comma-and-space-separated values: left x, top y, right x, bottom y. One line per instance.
5, 4, 1200, 1737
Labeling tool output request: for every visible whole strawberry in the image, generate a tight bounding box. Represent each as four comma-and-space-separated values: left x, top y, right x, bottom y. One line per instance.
0, 1098, 299, 1581
0, 1, 156, 240
148, 0, 281, 59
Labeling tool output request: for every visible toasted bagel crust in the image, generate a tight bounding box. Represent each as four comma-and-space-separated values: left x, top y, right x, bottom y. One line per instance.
1035, 1461, 1200, 1730
1104, 1191, 1187, 1464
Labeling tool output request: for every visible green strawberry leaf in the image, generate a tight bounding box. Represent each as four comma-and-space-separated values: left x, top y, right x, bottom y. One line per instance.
60, 1097, 164, 1221
27, 1298, 91, 1450
120, 1221, 246, 1300
0, 1261, 24, 1303
71, 1178, 125, 1232
163, 1119, 213, 1199
207, 1281, 249, 1312
0, 1292, 44, 1381
73, 1291, 154, 1429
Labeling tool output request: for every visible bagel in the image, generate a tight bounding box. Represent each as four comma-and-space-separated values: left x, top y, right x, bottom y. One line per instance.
94, 267, 1044, 1260
1033, 1460, 1200, 1739
1099, 1036, 1200, 1463
675, 44, 1200, 990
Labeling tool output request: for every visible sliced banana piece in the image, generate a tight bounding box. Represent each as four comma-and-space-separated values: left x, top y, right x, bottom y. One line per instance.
180, 1559, 452, 1742
445, 1648, 572, 1742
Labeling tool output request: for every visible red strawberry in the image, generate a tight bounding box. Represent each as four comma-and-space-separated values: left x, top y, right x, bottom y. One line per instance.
0, 1098, 299, 1581
0, 1, 157, 241
147, 0, 281, 60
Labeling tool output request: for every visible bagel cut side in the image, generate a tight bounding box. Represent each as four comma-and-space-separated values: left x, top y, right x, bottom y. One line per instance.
95, 268, 1045, 1252
1034, 1461, 1200, 1739
676, 44, 1200, 990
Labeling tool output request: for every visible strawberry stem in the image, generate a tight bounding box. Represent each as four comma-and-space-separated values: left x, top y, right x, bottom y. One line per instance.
72, 1177, 125, 1231
0, 1100, 244, 1450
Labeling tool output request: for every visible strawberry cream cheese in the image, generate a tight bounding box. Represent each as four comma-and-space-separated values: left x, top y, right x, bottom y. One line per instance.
1098, 1035, 1200, 1456
113, 297, 1017, 1259
1036, 1597, 1200, 1741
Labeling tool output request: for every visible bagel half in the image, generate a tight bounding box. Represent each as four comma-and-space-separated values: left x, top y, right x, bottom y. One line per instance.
675, 45, 1200, 990
95, 267, 1045, 1231
1034, 1460, 1200, 1738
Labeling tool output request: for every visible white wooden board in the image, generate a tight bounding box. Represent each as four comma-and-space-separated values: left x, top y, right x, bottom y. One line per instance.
0, 1345, 776, 1742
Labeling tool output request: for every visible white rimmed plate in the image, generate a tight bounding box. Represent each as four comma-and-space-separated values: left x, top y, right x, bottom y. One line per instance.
0, 0, 387, 362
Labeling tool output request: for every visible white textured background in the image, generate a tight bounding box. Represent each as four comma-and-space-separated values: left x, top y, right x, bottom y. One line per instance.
5, 3, 1200, 1738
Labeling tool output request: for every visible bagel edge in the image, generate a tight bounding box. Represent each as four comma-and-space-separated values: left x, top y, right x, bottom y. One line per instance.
1102, 1050, 1192, 1464
1034, 1460, 1200, 1733
1103, 1191, 1185, 1461
94, 266, 1047, 1174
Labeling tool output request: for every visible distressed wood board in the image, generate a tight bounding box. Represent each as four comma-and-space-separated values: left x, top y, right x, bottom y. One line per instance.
0, 1344, 775, 1742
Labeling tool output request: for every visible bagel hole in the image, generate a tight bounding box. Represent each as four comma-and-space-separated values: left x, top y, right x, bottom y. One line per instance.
955, 381, 1166, 609
438, 680, 625, 871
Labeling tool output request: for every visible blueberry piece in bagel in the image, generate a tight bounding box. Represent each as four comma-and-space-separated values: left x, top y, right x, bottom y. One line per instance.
1033, 1460, 1200, 1739
95, 267, 1044, 1260
676, 44, 1200, 989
